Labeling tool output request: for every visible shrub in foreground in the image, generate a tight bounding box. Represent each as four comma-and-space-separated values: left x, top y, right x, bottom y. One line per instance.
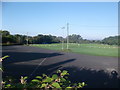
2, 70, 86, 89
1, 56, 87, 89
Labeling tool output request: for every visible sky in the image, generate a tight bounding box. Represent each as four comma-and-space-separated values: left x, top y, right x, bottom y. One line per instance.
2, 2, 118, 40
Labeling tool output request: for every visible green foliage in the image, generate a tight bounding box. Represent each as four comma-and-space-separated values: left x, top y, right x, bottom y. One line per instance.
1, 56, 86, 89
2, 55, 9, 60
52, 74, 58, 79
102, 36, 119, 45
35, 76, 42, 79
42, 77, 52, 83
52, 82, 61, 88
0, 55, 9, 71
2, 70, 87, 89
1, 30, 61, 45
68, 34, 83, 43
0, 68, 2, 71
1, 30, 120, 46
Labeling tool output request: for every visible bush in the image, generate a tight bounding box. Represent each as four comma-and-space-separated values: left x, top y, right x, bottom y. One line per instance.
1, 56, 87, 89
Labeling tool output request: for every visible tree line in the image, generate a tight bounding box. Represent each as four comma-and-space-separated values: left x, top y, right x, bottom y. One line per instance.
102, 36, 120, 45
0, 30, 119, 46
0, 30, 62, 45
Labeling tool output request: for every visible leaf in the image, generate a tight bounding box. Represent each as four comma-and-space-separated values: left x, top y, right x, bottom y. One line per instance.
41, 84, 47, 88
78, 85, 82, 88
36, 76, 42, 79
0, 68, 3, 71
60, 78, 66, 82
59, 83, 63, 85
2, 55, 9, 60
81, 82, 85, 86
52, 82, 61, 88
61, 70, 68, 76
66, 87, 72, 88
78, 83, 82, 88
43, 77, 52, 83
57, 70, 61, 73
42, 74, 47, 77
23, 76, 28, 80
31, 79, 40, 83
52, 74, 58, 80
6, 84, 11, 87
63, 70, 68, 73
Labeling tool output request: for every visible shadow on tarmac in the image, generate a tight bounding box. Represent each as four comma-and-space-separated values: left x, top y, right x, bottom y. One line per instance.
2, 51, 119, 88
61, 67, 119, 88
3, 58, 76, 77
3, 58, 119, 88
2, 52, 63, 64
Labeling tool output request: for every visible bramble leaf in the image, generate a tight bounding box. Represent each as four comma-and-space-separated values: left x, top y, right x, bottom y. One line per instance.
23, 76, 28, 80
66, 87, 72, 88
6, 84, 11, 88
60, 77, 66, 82
0, 68, 2, 71
2, 55, 9, 60
31, 79, 40, 83
52, 74, 58, 80
41, 84, 47, 88
61, 70, 68, 76
57, 70, 61, 73
42, 74, 47, 77
36, 76, 42, 79
52, 82, 61, 88
43, 77, 52, 83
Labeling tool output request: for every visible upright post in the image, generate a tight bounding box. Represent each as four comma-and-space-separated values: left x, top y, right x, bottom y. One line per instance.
27, 32, 28, 45
61, 27, 65, 50
67, 23, 69, 49
62, 39, 64, 50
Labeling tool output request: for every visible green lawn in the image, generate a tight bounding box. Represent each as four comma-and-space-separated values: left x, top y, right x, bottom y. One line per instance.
30, 43, 119, 57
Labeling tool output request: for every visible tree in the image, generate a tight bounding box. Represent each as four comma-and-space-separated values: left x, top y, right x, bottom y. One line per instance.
102, 36, 118, 45
68, 34, 83, 43
0, 30, 10, 36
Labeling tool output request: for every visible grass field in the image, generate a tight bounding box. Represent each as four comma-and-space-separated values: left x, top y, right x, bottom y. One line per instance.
30, 43, 119, 57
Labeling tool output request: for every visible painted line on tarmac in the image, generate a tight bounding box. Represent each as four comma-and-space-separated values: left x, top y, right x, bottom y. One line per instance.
29, 57, 47, 77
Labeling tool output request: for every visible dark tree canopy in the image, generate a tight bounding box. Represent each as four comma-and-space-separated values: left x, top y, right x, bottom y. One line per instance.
0, 30, 119, 46
68, 34, 83, 43
0, 30, 61, 45
102, 36, 119, 45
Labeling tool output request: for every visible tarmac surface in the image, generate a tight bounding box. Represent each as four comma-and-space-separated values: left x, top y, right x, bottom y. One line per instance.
2, 45, 119, 88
